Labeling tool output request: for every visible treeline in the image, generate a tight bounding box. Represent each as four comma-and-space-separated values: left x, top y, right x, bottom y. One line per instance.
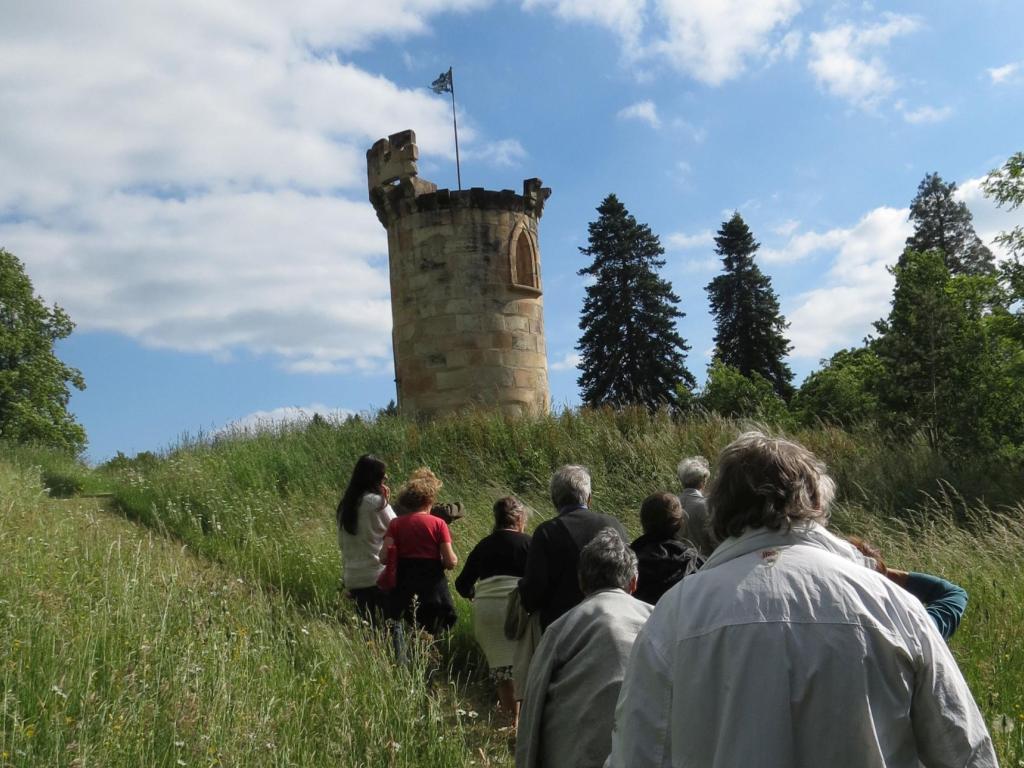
577, 152, 1024, 459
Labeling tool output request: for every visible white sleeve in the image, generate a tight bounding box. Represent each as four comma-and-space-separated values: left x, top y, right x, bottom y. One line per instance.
370, 500, 395, 539
607, 619, 673, 768
911, 624, 997, 768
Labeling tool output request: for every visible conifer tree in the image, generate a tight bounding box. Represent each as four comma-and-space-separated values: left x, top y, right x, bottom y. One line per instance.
577, 194, 695, 408
904, 172, 994, 276
705, 212, 794, 399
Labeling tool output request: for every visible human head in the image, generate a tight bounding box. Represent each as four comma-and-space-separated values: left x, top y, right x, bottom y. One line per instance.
493, 496, 528, 532
549, 465, 592, 509
640, 492, 684, 539
708, 431, 836, 542
337, 454, 387, 534
578, 528, 638, 595
396, 467, 442, 513
677, 456, 710, 490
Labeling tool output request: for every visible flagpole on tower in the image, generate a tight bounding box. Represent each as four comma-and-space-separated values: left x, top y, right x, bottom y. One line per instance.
431, 67, 461, 190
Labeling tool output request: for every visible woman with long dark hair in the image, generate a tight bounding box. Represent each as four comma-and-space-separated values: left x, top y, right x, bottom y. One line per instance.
337, 454, 394, 622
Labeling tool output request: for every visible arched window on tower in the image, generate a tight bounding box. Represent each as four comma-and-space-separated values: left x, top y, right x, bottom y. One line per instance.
511, 227, 540, 291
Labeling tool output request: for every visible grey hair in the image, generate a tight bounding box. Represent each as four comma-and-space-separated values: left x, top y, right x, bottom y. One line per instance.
708, 431, 836, 542
677, 456, 710, 489
550, 465, 592, 509
578, 528, 637, 595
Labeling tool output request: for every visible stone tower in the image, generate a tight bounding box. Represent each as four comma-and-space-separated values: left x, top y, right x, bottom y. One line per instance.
367, 130, 552, 417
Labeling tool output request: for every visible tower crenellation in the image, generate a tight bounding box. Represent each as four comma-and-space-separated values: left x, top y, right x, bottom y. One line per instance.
367, 129, 552, 417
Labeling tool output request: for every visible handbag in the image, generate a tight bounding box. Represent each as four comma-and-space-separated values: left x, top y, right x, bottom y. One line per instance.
376, 543, 397, 592
504, 587, 530, 641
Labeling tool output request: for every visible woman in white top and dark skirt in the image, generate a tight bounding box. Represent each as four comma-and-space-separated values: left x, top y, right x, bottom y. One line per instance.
336, 454, 395, 625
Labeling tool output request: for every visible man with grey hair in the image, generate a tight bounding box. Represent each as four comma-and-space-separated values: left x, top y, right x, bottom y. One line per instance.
516, 529, 652, 768
518, 465, 627, 630
676, 455, 713, 555
609, 431, 996, 768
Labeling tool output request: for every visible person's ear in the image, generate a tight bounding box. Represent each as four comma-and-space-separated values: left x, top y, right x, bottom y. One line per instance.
627, 575, 638, 594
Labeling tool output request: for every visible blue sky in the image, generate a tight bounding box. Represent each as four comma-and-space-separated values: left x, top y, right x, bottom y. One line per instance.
2, 1, 1023, 461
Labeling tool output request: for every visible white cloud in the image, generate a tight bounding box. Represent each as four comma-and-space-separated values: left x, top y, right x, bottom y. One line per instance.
550, 353, 583, 371
521, 0, 646, 52
652, 0, 802, 85
464, 138, 528, 167
987, 62, 1021, 85
762, 228, 846, 263
617, 100, 662, 128
808, 14, 919, 109
0, 2, 522, 374
901, 104, 953, 124
773, 219, 801, 237
956, 176, 1024, 261
785, 207, 911, 359
667, 229, 714, 249
221, 404, 357, 434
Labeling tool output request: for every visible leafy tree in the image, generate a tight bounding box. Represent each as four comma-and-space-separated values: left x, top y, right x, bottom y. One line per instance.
904, 172, 994, 276
982, 151, 1024, 258
577, 194, 695, 408
697, 358, 788, 421
792, 347, 883, 428
0, 248, 86, 453
705, 212, 794, 399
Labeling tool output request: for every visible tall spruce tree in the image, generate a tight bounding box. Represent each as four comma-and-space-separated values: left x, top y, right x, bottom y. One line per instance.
904, 172, 994, 276
576, 194, 695, 408
705, 212, 794, 399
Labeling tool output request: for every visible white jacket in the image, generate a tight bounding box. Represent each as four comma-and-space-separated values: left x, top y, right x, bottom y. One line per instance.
607, 522, 996, 768
517, 588, 653, 768
337, 492, 394, 590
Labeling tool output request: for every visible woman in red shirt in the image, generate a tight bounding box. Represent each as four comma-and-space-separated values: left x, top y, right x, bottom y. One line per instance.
381, 468, 459, 635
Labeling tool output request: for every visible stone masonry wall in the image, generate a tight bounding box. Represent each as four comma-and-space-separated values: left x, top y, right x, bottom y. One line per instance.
367, 130, 552, 417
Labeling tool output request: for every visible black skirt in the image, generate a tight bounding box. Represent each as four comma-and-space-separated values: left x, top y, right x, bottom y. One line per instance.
386, 557, 457, 635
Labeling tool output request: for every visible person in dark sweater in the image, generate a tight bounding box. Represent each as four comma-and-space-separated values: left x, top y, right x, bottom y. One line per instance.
456, 497, 532, 720
518, 465, 628, 631
847, 536, 968, 640
630, 492, 704, 605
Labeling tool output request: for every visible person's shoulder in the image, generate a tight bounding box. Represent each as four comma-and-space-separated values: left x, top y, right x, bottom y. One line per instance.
360, 492, 385, 510
496, 529, 531, 545
587, 589, 654, 625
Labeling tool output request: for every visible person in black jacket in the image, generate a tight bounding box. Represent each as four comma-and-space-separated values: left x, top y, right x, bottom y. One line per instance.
630, 492, 704, 605
455, 497, 532, 720
518, 465, 628, 631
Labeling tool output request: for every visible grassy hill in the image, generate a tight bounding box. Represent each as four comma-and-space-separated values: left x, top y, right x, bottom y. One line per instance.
3, 409, 1023, 765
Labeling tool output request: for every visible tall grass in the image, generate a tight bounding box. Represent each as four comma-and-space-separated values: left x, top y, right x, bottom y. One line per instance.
5, 410, 1024, 764
0, 462, 511, 767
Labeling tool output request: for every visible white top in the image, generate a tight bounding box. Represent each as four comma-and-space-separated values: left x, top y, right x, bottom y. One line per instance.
337, 492, 395, 590
517, 588, 653, 768
607, 522, 996, 768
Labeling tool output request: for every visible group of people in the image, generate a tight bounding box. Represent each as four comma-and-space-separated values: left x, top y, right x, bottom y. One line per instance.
336, 431, 995, 768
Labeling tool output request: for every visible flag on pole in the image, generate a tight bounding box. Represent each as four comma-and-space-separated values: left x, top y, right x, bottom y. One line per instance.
431, 68, 453, 94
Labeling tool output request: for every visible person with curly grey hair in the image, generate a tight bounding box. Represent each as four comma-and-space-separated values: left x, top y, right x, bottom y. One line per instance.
516, 529, 651, 768
518, 465, 628, 631
675, 455, 714, 555
608, 431, 995, 768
